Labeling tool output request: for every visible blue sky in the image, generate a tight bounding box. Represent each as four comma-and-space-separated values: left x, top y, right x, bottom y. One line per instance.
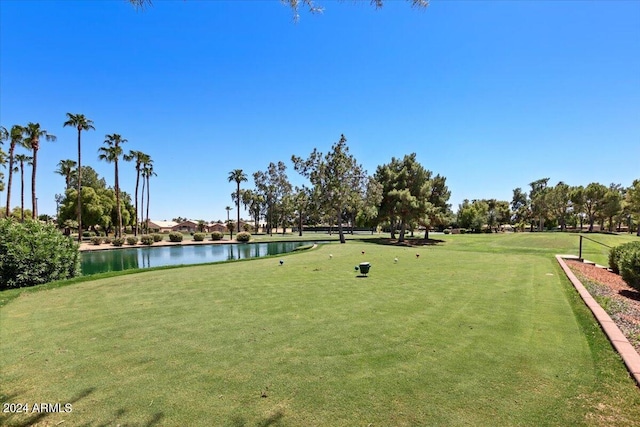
1, 0, 638, 222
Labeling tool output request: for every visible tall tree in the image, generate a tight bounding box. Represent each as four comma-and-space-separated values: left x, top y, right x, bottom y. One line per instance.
625, 179, 640, 236
98, 134, 127, 237
141, 159, 155, 233
253, 162, 292, 236
22, 123, 56, 219
14, 154, 32, 222
583, 182, 608, 232
240, 188, 264, 233
4, 125, 25, 217
549, 181, 572, 231
0, 126, 6, 194
55, 159, 77, 190
123, 150, 149, 235
374, 153, 432, 242
293, 135, 365, 243
63, 113, 95, 241
228, 169, 248, 233
529, 178, 550, 231
601, 183, 623, 232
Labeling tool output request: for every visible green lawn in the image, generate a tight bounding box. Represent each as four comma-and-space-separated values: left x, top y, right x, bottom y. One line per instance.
1, 233, 639, 426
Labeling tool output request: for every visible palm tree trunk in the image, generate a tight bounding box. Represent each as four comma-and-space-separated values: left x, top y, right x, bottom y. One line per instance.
115, 160, 122, 238
236, 183, 241, 233
141, 175, 146, 234
20, 162, 25, 222
146, 175, 150, 234
134, 165, 140, 236
5, 143, 15, 217
31, 143, 38, 220
77, 128, 83, 242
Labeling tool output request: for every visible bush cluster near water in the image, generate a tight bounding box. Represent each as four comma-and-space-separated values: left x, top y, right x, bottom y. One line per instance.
169, 232, 183, 242
0, 218, 80, 289
211, 231, 223, 241
609, 241, 640, 291
236, 231, 251, 242
193, 233, 205, 241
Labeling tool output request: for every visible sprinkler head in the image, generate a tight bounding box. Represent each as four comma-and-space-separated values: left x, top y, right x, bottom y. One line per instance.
279, 260, 284, 265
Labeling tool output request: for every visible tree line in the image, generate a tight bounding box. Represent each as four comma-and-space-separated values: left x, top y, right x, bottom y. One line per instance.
0, 115, 155, 241
456, 178, 640, 236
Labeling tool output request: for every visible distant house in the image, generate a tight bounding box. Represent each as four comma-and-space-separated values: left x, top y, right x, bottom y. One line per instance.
172, 220, 200, 233
147, 220, 179, 233
209, 223, 227, 233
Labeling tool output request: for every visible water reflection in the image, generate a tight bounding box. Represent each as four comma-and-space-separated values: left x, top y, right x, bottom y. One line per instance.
81, 242, 313, 275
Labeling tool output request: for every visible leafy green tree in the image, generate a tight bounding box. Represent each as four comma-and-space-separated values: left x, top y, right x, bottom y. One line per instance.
355, 177, 383, 234
4, 125, 25, 217
99, 134, 127, 237
292, 135, 366, 244
55, 159, 77, 190
374, 153, 432, 242
240, 188, 264, 234
14, 154, 32, 222
511, 187, 530, 231
626, 179, 640, 236
123, 150, 150, 235
529, 178, 550, 232
457, 199, 489, 232
424, 174, 452, 237
583, 182, 608, 232
548, 181, 572, 231
254, 161, 292, 236
228, 169, 248, 233
601, 184, 623, 232
570, 185, 585, 230
63, 113, 95, 242
22, 123, 56, 219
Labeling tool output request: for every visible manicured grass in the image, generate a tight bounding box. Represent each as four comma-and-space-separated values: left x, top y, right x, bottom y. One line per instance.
1, 234, 640, 426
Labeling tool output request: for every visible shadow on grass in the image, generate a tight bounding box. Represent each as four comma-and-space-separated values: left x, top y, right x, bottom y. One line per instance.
5, 387, 95, 427
362, 237, 445, 247
228, 409, 285, 427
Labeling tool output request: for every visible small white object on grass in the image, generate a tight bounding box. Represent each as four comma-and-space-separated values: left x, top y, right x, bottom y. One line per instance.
329, 254, 333, 259
394, 257, 398, 263
279, 259, 284, 265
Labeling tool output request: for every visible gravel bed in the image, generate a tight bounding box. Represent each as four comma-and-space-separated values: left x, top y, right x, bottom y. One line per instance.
567, 260, 640, 354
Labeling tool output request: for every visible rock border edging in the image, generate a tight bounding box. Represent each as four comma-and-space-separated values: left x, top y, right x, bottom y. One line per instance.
556, 254, 640, 387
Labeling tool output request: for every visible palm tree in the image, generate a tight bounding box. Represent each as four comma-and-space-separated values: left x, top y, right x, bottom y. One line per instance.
123, 150, 149, 236
141, 159, 156, 234
228, 169, 247, 232
22, 123, 56, 219
98, 134, 127, 237
63, 113, 95, 241
55, 159, 77, 190
5, 125, 26, 217
14, 154, 32, 222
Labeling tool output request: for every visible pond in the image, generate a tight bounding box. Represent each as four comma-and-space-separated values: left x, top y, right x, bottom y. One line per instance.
80, 241, 315, 275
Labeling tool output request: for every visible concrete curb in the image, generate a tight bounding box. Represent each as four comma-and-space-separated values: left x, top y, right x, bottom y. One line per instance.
556, 255, 640, 387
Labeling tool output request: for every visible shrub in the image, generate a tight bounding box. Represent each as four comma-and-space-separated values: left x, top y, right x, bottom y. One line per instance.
152, 233, 164, 242
104, 236, 112, 244
0, 218, 80, 289
112, 237, 125, 246
460, 228, 467, 234
236, 231, 251, 242
140, 235, 154, 245
211, 231, 224, 241
126, 236, 139, 245
609, 245, 625, 274
90, 236, 103, 245
443, 229, 451, 235
193, 233, 205, 241
169, 232, 183, 242
618, 243, 640, 291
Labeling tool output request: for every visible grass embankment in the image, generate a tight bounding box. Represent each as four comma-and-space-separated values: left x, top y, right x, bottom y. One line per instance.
1, 233, 639, 426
